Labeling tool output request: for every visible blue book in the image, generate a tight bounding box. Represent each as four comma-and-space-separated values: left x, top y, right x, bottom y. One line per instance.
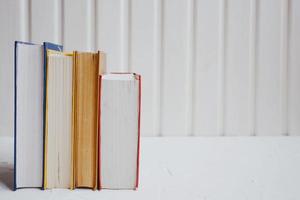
14, 41, 62, 190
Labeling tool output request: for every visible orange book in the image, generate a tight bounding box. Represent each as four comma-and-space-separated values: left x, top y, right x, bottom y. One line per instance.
72, 51, 105, 189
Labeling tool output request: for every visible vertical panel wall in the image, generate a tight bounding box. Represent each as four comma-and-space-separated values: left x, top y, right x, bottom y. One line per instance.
130, 0, 155, 136
97, 0, 122, 72
225, 0, 251, 136
194, 0, 219, 136
289, 0, 300, 136
0, 0, 299, 137
64, 0, 93, 51
0, 0, 22, 137
31, 0, 55, 43
256, 0, 281, 136
161, 0, 188, 136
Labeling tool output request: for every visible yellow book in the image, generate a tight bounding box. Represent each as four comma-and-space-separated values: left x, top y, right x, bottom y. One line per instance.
44, 50, 74, 189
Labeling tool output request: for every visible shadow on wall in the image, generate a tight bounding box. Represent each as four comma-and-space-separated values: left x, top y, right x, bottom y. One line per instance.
0, 162, 14, 190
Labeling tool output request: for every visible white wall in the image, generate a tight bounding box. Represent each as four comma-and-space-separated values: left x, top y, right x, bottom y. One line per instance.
0, 0, 299, 137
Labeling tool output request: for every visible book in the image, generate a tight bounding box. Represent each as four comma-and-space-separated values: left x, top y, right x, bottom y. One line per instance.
73, 51, 106, 189
14, 41, 62, 190
43, 51, 73, 189
98, 73, 141, 189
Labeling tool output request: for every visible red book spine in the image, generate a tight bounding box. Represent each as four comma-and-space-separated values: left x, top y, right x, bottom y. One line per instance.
135, 74, 141, 189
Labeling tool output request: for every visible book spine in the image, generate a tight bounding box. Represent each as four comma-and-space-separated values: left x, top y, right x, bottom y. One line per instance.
42, 44, 47, 190
13, 41, 18, 191
135, 74, 141, 189
94, 52, 100, 191
71, 51, 77, 189
97, 75, 102, 190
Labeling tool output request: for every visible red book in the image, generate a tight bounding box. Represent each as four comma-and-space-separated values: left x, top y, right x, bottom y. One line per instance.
98, 73, 141, 190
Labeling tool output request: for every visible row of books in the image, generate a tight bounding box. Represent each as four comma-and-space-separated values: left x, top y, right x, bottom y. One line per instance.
14, 41, 141, 190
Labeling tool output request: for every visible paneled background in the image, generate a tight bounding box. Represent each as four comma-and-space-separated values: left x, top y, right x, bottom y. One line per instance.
0, 0, 299, 137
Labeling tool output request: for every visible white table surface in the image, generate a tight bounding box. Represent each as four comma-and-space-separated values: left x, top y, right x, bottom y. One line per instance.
1, 136, 300, 200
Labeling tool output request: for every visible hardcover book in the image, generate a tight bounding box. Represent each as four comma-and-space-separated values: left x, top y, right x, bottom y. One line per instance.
98, 73, 141, 189
43, 51, 73, 189
73, 51, 106, 189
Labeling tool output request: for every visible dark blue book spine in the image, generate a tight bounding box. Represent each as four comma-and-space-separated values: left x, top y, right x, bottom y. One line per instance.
13, 41, 17, 191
